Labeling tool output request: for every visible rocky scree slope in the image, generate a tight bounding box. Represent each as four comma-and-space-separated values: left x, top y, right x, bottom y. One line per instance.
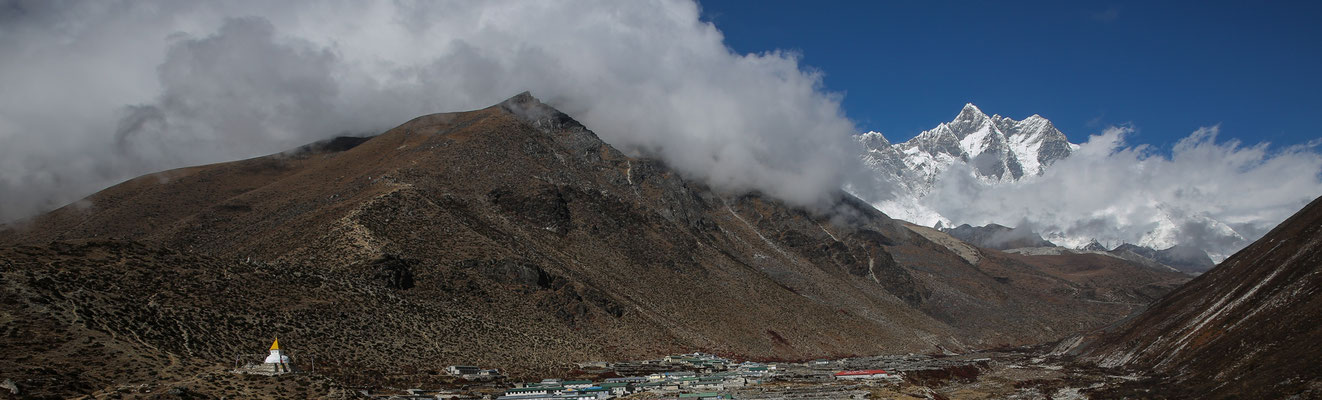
1071, 195, 1322, 399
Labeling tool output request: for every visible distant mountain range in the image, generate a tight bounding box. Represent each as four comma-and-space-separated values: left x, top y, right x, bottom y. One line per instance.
853, 103, 1240, 262
940, 223, 1056, 250
1109, 243, 1215, 273
944, 223, 1215, 274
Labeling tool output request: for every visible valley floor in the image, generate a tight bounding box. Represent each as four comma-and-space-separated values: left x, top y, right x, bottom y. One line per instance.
339, 350, 1164, 400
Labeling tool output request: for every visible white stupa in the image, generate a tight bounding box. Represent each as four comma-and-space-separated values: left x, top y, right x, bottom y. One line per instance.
264, 339, 291, 365
235, 338, 297, 375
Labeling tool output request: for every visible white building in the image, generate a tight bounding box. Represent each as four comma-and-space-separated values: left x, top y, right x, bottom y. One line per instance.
265, 339, 291, 364
446, 365, 481, 376
234, 338, 298, 375
262, 339, 296, 374
832, 369, 892, 380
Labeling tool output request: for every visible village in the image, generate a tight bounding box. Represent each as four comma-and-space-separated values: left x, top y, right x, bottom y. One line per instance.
363, 352, 911, 400
231, 340, 1067, 399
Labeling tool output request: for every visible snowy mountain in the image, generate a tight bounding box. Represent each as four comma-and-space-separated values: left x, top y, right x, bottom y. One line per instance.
858, 103, 1077, 226
854, 104, 1238, 261
886, 103, 1075, 190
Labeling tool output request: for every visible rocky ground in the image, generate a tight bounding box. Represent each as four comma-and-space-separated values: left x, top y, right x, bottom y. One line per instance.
730, 352, 1157, 400
0, 93, 1201, 398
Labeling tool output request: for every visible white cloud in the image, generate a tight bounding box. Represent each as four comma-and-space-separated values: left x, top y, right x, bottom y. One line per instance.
0, 0, 866, 222
922, 125, 1322, 260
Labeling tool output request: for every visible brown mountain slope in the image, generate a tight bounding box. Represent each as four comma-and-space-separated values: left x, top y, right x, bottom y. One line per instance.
1071, 195, 1322, 399
995, 251, 1189, 306
0, 240, 371, 399
1, 93, 1185, 396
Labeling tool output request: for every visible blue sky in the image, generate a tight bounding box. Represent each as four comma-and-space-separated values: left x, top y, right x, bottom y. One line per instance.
699, 1, 1322, 149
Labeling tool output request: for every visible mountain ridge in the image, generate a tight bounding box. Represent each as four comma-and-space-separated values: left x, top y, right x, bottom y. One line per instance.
856, 103, 1075, 227
854, 103, 1243, 262
0, 93, 1190, 397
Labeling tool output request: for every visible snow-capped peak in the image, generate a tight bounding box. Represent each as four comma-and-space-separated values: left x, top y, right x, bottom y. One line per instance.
858, 131, 892, 150
853, 104, 1074, 229
958, 103, 985, 118
949, 103, 994, 139
890, 104, 1074, 178
850, 103, 1242, 267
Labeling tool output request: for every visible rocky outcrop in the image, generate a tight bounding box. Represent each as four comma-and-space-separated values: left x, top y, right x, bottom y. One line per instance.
1110, 243, 1215, 273
942, 223, 1056, 250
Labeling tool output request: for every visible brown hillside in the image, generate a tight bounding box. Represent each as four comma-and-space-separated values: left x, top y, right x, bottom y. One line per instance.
1, 92, 1186, 396
1073, 195, 1322, 399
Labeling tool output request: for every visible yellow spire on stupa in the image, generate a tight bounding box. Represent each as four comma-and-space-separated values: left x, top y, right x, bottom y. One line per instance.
270, 338, 280, 351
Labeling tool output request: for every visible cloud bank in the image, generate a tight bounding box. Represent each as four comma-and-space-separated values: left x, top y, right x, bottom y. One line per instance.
924, 126, 1322, 260
0, 0, 864, 223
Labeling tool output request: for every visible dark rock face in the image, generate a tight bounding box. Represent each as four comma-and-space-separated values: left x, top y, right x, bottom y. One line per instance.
866, 249, 926, 307
289, 135, 373, 155
943, 223, 1055, 250
371, 254, 416, 290
1075, 196, 1322, 399
1033, 134, 1073, 169
1152, 244, 1215, 272
1110, 243, 1215, 273
909, 128, 966, 162
487, 186, 575, 235
970, 149, 1024, 181
463, 259, 554, 289
1080, 240, 1107, 252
